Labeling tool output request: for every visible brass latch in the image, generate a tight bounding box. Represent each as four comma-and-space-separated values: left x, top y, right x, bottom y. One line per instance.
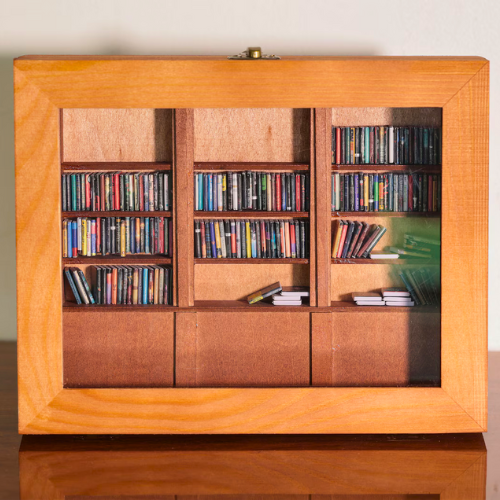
228, 47, 280, 60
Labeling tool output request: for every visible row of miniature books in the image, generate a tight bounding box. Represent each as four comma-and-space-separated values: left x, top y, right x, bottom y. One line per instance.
352, 289, 415, 307
247, 282, 309, 306
332, 126, 441, 165
62, 171, 172, 212
195, 219, 309, 259
194, 171, 309, 212
65, 265, 173, 306
332, 220, 386, 259
62, 217, 173, 258
331, 172, 440, 213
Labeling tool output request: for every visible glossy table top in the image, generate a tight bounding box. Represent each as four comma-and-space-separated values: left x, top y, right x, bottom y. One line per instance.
0, 342, 498, 499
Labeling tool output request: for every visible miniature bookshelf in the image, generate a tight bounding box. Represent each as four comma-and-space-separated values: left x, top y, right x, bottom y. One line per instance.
15, 56, 488, 434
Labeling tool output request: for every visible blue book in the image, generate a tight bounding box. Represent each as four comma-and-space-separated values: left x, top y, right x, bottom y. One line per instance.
209, 221, 217, 258
281, 174, 286, 211
77, 269, 95, 304
65, 269, 81, 304
142, 268, 148, 305
130, 218, 136, 254
67, 221, 73, 258
203, 174, 208, 211
388, 174, 394, 211
71, 222, 77, 257
208, 174, 213, 211
364, 127, 370, 163
198, 174, 203, 210
354, 174, 359, 211
251, 223, 257, 258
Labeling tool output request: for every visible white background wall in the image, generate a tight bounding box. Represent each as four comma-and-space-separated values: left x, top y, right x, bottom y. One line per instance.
0, 0, 498, 347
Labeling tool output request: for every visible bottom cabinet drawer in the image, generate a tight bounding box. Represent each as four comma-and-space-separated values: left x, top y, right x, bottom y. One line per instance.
176, 312, 310, 387
312, 312, 441, 387
63, 311, 174, 388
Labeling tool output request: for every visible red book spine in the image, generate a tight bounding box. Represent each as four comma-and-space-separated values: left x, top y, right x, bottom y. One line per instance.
290, 222, 296, 257
96, 217, 101, 254
112, 268, 118, 304
168, 219, 173, 257
260, 221, 266, 255
114, 174, 120, 210
276, 174, 282, 211
295, 175, 300, 212
139, 175, 145, 212
85, 174, 91, 210
159, 217, 164, 254
336, 127, 341, 164
100, 174, 105, 211
200, 221, 206, 258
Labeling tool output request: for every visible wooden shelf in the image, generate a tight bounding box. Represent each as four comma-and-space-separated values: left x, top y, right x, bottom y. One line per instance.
62, 162, 172, 171
195, 258, 309, 264
63, 256, 172, 265
194, 162, 309, 171
332, 164, 441, 173
62, 211, 172, 218
331, 211, 440, 218
194, 211, 308, 219
330, 301, 440, 313
63, 302, 176, 311
331, 258, 438, 265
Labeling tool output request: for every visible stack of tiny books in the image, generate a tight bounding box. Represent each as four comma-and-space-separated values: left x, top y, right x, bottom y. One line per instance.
247, 282, 309, 306
272, 286, 309, 306
352, 288, 414, 307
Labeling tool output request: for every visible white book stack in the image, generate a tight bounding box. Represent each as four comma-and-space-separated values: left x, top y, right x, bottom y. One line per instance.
351, 292, 385, 306
381, 287, 414, 306
272, 287, 309, 306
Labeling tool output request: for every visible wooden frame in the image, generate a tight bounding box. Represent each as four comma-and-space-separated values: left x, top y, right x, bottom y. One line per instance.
15, 56, 488, 434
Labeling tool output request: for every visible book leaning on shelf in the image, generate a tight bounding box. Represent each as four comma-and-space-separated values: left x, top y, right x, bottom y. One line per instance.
332, 220, 387, 259
195, 219, 309, 259
65, 265, 173, 306
194, 171, 309, 212
331, 172, 440, 213
62, 171, 171, 212
63, 217, 173, 258
331, 126, 441, 165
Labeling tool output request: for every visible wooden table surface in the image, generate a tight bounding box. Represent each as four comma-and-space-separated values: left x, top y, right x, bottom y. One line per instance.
0, 341, 498, 499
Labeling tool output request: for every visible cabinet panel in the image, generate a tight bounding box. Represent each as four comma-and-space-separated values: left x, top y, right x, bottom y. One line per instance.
176, 312, 310, 387
63, 311, 174, 388
312, 312, 440, 387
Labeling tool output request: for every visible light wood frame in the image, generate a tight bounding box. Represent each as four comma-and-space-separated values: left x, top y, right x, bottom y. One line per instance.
15, 56, 488, 434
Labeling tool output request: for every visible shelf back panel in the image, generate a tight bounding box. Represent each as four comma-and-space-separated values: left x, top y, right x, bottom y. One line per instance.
62, 109, 173, 162
194, 108, 310, 163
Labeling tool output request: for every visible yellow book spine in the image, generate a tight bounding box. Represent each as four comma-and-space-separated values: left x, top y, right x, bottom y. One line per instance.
331, 220, 343, 257
121, 220, 126, 257
81, 219, 87, 256
379, 178, 384, 211
214, 220, 222, 258
246, 221, 251, 258
285, 221, 291, 258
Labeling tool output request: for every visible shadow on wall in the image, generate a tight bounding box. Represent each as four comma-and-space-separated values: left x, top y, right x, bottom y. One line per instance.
0, 55, 16, 341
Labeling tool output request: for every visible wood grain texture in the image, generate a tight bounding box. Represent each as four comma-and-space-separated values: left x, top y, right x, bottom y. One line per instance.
441, 63, 489, 430
62, 109, 173, 162
63, 311, 174, 388
314, 109, 332, 306
331, 107, 442, 127
176, 312, 310, 387
14, 67, 63, 432
194, 263, 309, 301
14, 58, 486, 108
18, 433, 486, 498
15, 56, 488, 434
194, 109, 310, 162
19, 386, 483, 434
175, 109, 195, 307
312, 312, 440, 387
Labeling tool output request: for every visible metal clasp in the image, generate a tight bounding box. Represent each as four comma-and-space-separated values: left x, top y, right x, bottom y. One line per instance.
228, 47, 280, 60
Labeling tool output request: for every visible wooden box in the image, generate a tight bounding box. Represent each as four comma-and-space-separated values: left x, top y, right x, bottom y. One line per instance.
14, 55, 488, 434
